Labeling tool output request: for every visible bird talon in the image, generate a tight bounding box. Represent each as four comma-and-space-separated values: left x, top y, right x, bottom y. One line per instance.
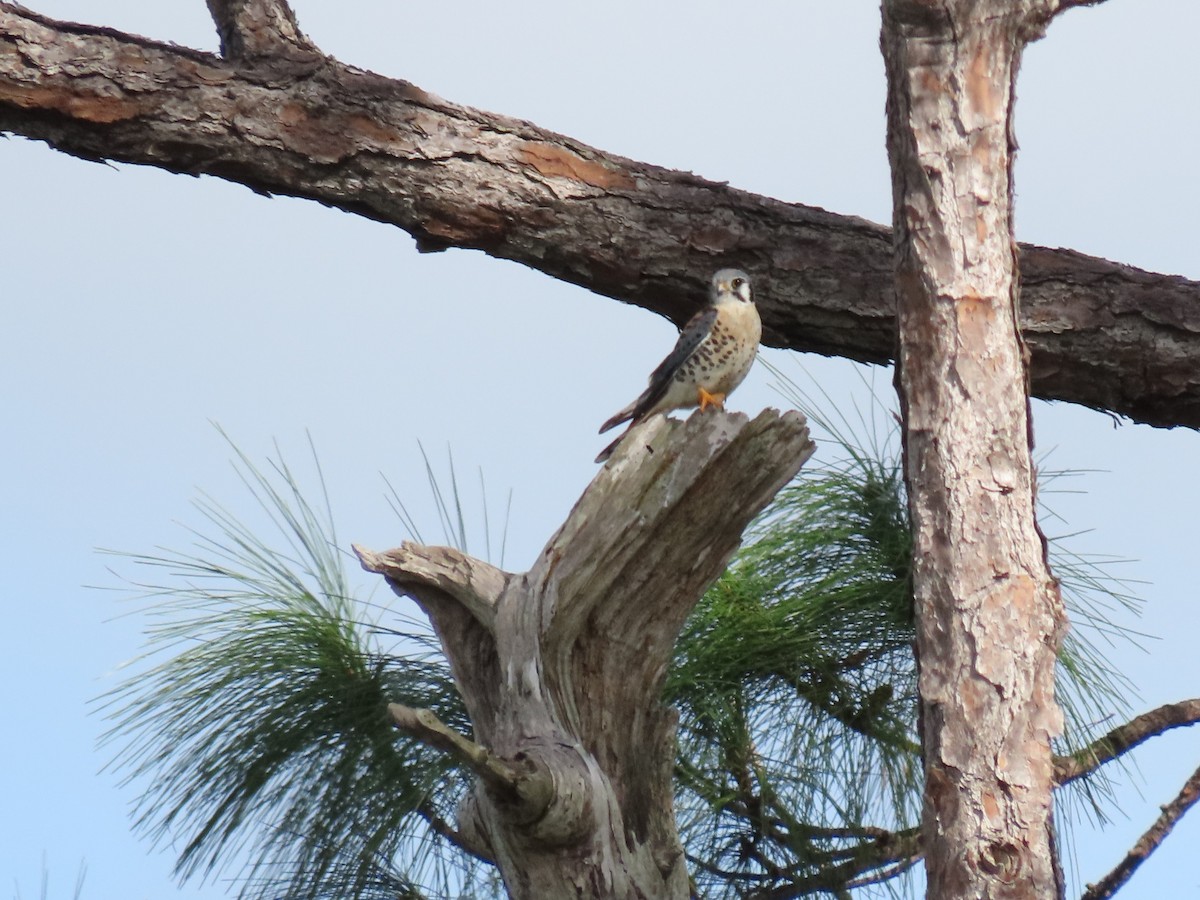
698, 389, 726, 411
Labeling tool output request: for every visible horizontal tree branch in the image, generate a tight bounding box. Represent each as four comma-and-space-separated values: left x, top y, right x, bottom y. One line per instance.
1081, 762, 1200, 900
1054, 698, 1200, 786
2, 5, 1199, 429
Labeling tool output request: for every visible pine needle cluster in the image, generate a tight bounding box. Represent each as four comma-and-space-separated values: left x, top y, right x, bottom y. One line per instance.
99, 395, 1141, 898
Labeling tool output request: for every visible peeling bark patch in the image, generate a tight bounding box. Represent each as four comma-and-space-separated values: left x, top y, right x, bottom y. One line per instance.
0, 81, 142, 123
175, 58, 235, 85
975, 574, 1036, 685
343, 112, 404, 148
954, 290, 999, 377
278, 102, 306, 128
518, 141, 635, 190
956, 678, 996, 735
966, 40, 1001, 124
687, 224, 740, 253
919, 68, 944, 97
981, 789, 1001, 823
954, 289, 995, 324
969, 130, 997, 173
274, 101, 358, 163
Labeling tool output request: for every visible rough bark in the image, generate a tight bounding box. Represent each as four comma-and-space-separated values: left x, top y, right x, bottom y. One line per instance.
204, 0, 315, 60
882, 2, 1067, 897
357, 409, 815, 899
2, 4, 1200, 430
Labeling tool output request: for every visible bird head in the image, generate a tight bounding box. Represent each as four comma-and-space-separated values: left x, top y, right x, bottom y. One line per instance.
711, 268, 753, 305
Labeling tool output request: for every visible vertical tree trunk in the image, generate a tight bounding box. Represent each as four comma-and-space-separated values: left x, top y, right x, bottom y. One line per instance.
881, 2, 1067, 897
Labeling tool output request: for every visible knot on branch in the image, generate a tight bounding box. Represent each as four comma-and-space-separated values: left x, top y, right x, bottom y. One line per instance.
389, 704, 593, 846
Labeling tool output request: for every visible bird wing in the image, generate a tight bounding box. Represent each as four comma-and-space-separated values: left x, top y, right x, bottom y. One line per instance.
599, 307, 717, 434
646, 306, 717, 389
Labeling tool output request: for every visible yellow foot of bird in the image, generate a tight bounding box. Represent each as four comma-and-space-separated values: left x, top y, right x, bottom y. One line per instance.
698, 388, 726, 411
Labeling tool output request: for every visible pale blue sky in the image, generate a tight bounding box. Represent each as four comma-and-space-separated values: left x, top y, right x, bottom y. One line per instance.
2, 2, 1198, 897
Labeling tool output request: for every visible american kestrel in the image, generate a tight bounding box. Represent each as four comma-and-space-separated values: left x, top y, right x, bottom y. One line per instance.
595, 268, 762, 463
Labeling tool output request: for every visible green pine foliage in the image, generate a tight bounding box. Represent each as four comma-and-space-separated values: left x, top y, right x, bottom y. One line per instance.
100, 384, 1142, 898
664, 363, 1143, 897
99, 437, 480, 900
670, 435, 921, 896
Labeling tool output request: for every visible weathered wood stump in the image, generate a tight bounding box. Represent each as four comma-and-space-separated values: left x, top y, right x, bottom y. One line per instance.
356, 408, 814, 899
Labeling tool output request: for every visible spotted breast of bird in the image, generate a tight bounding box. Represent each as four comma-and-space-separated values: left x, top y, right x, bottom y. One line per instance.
596, 268, 762, 463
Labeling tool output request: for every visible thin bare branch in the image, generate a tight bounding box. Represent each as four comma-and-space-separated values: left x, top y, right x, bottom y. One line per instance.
388, 703, 553, 826
414, 798, 494, 864
743, 827, 922, 899
205, 0, 317, 60
1081, 763, 1200, 900
2, 6, 1200, 429
1054, 699, 1200, 785
842, 853, 922, 891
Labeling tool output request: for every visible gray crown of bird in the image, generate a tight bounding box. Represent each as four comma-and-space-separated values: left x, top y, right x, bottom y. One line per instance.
596, 268, 762, 463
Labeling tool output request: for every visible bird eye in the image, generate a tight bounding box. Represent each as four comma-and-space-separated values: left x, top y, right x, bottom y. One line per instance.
732, 277, 745, 289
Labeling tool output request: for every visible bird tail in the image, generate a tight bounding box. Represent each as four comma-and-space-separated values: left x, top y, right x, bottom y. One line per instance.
598, 402, 637, 436
594, 423, 632, 463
